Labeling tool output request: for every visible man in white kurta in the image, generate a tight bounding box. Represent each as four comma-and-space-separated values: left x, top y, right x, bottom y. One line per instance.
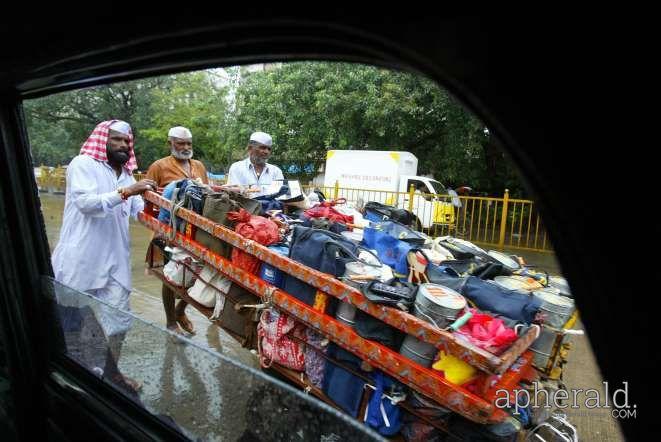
227, 131, 284, 197
51, 120, 156, 384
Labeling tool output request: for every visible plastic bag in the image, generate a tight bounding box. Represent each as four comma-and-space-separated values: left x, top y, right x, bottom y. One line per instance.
187, 264, 231, 308
455, 308, 519, 354
162, 246, 200, 288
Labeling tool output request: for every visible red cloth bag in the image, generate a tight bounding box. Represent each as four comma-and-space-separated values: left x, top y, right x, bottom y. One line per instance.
257, 309, 306, 371
303, 199, 354, 224
227, 209, 280, 274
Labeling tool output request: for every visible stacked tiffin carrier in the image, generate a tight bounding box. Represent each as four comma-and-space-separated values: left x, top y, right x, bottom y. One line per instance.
141, 183, 580, 441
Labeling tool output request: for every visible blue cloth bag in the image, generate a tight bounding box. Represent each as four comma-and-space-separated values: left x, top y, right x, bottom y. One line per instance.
258, 244, 289, 289
364, 210, 385, 223
361, 220, 427, 276
462, 276, 543, 323
282, 226, 350, 309
370, 219, 426, 245
157, 180, 177, 223
322, 343, 366, 418
364, 371, 403, 436
157, 178, 206, 225
361, 228, 410, 276
253, 185, 288, 215
282, 226, 376, 313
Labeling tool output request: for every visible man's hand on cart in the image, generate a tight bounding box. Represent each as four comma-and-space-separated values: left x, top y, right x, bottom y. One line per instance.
212, 183, 261, 194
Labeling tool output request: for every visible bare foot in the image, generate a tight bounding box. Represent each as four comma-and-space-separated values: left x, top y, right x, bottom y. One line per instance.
123, 375, 143, 392
166, 325, 187, 345
111, 373, 142, 392
176, 314, 196, 335
167, 324, 186, 335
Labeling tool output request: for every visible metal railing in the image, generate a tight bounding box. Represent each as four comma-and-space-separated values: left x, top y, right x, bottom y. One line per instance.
37, 167, 552, 252
304, 183, 553, 253
34, 166, 66, 194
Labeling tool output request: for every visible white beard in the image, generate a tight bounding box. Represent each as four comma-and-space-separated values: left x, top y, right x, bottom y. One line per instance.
171, 146, 193, 160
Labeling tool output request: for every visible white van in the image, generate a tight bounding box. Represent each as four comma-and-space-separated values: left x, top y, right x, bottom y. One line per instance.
322, 150, 456, 229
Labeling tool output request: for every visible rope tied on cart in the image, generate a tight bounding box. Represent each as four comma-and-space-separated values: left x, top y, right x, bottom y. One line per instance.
237, 285, 276, 312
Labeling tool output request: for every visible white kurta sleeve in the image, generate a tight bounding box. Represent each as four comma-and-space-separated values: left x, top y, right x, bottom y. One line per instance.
68, 156, 123, 217
226, 163, 238, 185
129, 194, 145, 219
126, 175, 145, 219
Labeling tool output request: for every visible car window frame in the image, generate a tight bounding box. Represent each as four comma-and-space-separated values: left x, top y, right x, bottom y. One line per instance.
0, 17, 643, 441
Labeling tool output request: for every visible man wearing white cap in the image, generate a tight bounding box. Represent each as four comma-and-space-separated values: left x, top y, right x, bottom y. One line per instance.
227, 131, 284, 197
146, 126, 208, 335
52, 120, 156, 391
146, 126, 209, 186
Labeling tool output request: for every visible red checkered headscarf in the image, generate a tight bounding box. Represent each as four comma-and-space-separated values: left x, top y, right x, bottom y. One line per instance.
79, 120, 138, 172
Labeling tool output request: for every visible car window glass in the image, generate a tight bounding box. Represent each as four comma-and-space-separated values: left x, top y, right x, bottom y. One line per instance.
407, 179, 433, 201
44, 276, 379, 441
22, 61, 617, 441
0, 326, 17, 439
429, 180, 447, 195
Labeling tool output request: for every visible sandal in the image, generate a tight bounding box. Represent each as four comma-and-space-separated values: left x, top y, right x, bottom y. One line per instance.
176, 314, 196, 335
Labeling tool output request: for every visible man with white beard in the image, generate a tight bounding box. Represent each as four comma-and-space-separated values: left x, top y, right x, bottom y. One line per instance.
146, 126, 208, 335
147, 126, 208, 186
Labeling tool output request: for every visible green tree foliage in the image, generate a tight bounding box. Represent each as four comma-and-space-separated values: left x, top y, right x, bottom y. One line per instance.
220, 62, 521, 195
24, 77, 169, 167
23, 72, 227, 172
140, 71, 228, 170
25, 62, 522, 195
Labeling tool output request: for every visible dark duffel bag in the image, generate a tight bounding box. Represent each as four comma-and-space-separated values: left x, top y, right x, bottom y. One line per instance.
364, 201, 415, 227
436, 259, 509, 279
426, 265, 536, 323
426, 264, 470, 292
354, 310, 405, 350
195, 191, 261, 258
461, 276, 543, 324
300, 215, 348, 234
281, 226, 380, 314
322, 343, 367, 418
216, 282, 261, 349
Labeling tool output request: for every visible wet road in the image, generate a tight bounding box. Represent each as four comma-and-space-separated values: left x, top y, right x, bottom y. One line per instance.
38, 192, 625, 441
41, 193, 256, 363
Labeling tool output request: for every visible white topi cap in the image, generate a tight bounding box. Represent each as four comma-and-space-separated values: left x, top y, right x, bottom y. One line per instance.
109, 120, 131, 135
249, 131, 272, 147
168, 126, 193, 140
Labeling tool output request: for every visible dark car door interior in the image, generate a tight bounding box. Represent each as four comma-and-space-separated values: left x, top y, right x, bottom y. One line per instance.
0, 15, 650, 440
